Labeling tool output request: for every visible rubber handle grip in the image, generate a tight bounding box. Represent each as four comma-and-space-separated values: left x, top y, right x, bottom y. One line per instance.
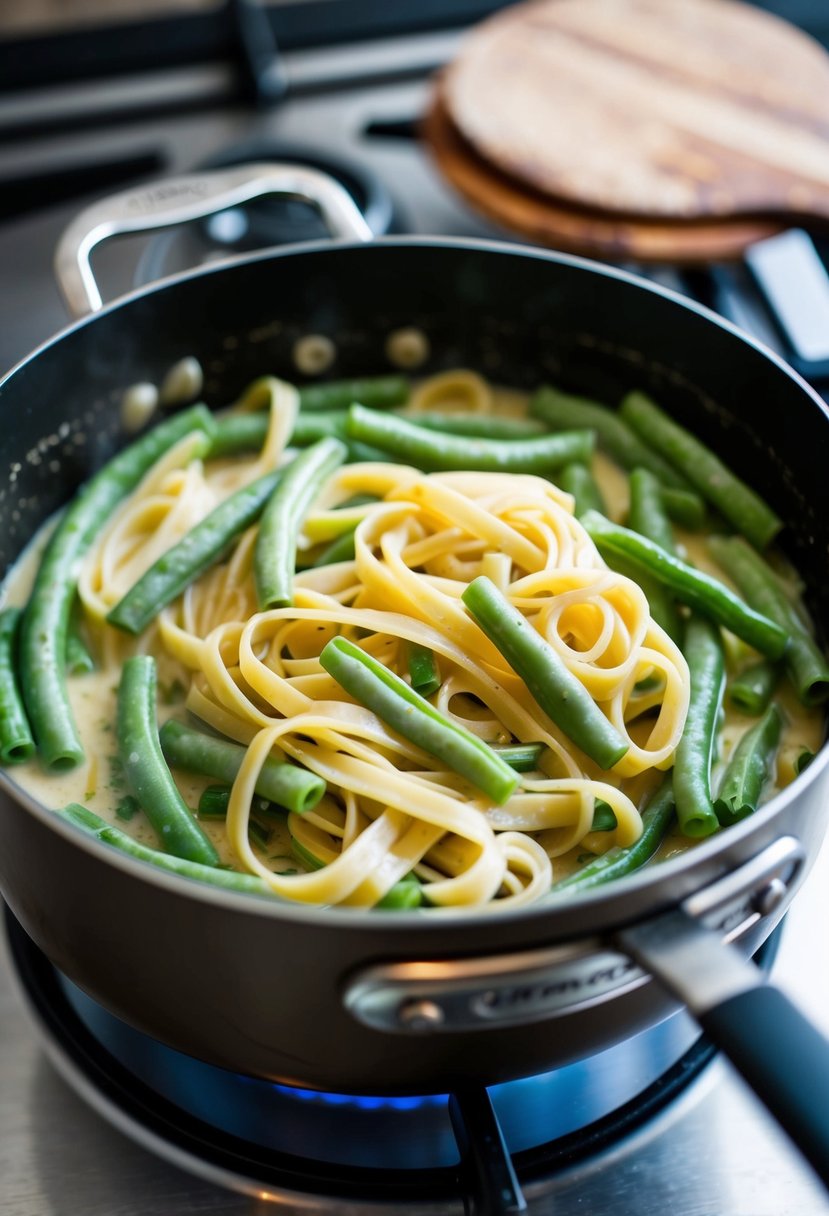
699, 985, 829, 1187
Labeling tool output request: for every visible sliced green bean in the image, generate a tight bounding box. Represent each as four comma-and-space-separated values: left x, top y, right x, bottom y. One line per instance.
620, 391, 782, 550
491, 742, 544, 772
377, 874, 423, 909
729, 659, 780, 716
312, 528, 357, 567
714, 702, 783, 827
628, 467, 677, 557
582, 511, 788, 659
108, 468, 283, 635
398, 411, 547, 439
248, 818, 272, 850
210, 409, 352, 458
674, 615, 725, 838
198, 784, 233, 817
529, 386, 692, 490
551, 776, 676, 894
298, 375, 410, 412
590, 801, 617, 832
20, 405, 216, 770
625, 467, 683, 643
407, 641, 441, 697
708, 534, 829, 706
796, 749, 815, 774
118, 656, 219, 865
289, 831, 423, 908
319, 635, 519, 804
557, 462, 607, 518
59, 804, 272, 896
662, 486, 707, 530
65, 626, 95, 675
0, 607, 35, 764
346, 404, 593, 473
254, 437, 348, 610
198, 783, 279, 822
159, 719, 323, 813
462, 576, 629, 770
209, 412, 270, 457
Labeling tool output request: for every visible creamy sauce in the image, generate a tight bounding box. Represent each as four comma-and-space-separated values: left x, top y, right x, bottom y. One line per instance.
2, 377, 825, 895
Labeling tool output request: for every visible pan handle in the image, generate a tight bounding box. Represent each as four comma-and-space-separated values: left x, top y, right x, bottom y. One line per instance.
616, 906, 829, 1189
54, 161, 374, 319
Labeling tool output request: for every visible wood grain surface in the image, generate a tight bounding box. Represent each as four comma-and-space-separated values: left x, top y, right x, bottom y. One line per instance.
442, 0, 829, 223
422, 85, 783, 264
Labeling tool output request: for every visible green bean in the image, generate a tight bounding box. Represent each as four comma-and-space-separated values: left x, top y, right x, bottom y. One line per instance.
59, 804, 273, 896
582, 511, 788, 659
620, 391, 783, 550
248, 818, 272, 850
298, 375, 410, 412
557, 462, 607, 518
209, 412, 270, 457
674, 615, 725, 838
65, 625, 95, 675
291, 410, 349, 445
377, 874, 423, 910
729, 659, 780, 716
624, 467, 683, 643
491, 742, 544, 772
319, 635, 519, 804
312, 528, 357, 567
590, 801, 617, 832
628, 467, 677, 556
159, 719, 324, 813
118, 656, 219, 865
708, 535, 829, 706
550, 776, 676, 894
462, 576, 629, 770
0, 608, 35, 764
210, 410, 351, 458
108, 468, 283, 635
254, 437, 348, 610
198, 784, 233, 817
346, 404, 594, 473
198, 783, 279, 821
289, 831, 422, 908
397, 411, 547, 439
662, 486, 707, 530
714, 703, 783, 827
407, 641, 441, 697
529, 385, 692, 490
20, 405, 216, 770
795, 749, 815, 774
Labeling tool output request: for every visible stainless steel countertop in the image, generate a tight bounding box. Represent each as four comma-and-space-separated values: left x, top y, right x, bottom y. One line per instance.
2, 835, 829, 1216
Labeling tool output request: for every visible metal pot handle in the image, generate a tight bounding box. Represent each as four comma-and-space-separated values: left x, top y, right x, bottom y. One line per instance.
618, 904, 829, 1189
54, 162, 374, 319
345, 835, 829, 1187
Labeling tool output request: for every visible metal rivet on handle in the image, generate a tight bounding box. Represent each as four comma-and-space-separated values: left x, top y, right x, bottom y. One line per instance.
398, 999, 445, 1032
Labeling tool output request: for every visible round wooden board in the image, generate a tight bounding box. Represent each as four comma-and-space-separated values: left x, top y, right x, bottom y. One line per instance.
443, 0, 829, 224
422, 87, 783, 264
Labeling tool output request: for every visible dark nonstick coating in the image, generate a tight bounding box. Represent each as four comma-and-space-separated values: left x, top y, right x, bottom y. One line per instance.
0, 238, 827, 1092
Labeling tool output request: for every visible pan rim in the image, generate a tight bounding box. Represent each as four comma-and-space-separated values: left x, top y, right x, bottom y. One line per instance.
1, 233, 827, 933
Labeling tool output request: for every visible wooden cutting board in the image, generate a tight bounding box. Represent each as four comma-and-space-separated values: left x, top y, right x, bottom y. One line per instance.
422, 85, 783, 264
424, 0, 829, 260
443, 0, 829, 221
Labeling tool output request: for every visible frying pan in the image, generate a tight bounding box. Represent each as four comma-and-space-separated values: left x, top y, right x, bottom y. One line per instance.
0, 164, 828, 1184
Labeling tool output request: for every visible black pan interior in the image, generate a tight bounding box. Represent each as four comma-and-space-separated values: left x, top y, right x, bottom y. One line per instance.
2, 240, 827, 637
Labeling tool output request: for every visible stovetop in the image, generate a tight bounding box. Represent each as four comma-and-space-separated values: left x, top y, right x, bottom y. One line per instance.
1, 7, 829, 1213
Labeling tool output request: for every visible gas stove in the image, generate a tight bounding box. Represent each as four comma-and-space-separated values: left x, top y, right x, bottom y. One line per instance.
1, 4, 829, 1213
